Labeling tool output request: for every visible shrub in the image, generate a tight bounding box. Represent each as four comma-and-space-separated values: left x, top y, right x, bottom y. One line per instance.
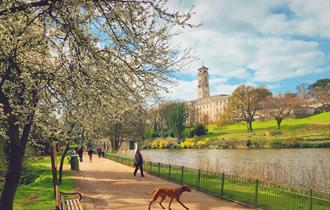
219, 142, 229, 149
253, 140, 265, 148
183, 128, 193, 138
190, 124, 208, 136
287, 140, 301, 148
270, 139, 285, 148
164, 142, 174, 149
166, 143, 179, 149
304, 141, 330, 148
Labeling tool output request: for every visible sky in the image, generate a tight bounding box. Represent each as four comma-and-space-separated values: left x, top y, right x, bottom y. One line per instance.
162, 0, 330, 101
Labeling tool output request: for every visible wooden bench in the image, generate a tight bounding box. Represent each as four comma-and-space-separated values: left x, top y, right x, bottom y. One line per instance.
55, 185, 83, 210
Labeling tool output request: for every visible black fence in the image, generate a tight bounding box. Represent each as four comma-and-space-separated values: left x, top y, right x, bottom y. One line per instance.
106, 154, 330, 210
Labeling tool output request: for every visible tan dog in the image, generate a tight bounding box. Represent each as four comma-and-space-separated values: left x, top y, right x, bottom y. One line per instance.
145, 185, 192, 210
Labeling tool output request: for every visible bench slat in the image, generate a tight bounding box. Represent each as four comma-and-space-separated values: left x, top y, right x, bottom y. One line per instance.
76, 199, 83, 210
57, 185, 83, 210
66, 199, 83, 210
64, 197, 84, 210
72, 199, 78, 210
73, 199, 82, 210
66, 199, 72, 210
70, 199, 76, 210
65, 200, 70, 210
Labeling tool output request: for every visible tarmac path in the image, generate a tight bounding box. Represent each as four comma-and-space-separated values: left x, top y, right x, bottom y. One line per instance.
72, 155, 251, 210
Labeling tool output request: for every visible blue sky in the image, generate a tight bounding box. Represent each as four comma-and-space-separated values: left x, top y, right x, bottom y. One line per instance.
162, 0, 330, 101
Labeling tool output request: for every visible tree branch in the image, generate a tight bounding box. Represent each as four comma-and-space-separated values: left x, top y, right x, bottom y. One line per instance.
0, 0, 53, 16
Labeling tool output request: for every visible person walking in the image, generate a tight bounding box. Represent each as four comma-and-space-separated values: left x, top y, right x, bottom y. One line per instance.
77, 147, 84, 162
88, 148, 94, 162
97, 148, 102, 158
133, 149, 145, 177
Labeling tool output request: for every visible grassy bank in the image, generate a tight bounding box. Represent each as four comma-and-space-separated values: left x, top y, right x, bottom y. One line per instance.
0, 156, 75, 210
144, 112, 330, 149
107, 154, 330, 210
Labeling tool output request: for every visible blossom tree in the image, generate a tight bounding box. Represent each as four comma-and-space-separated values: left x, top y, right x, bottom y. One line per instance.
0, 1, 195, 209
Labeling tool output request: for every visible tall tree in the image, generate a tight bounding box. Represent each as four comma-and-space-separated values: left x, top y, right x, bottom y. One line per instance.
224, 85, 271, 132
164, 102, 187, 139
147, 100, 169, 138
0, 1, 195, 208
261, 93, 302, 129
308, 79, 330, 111
100, 103, 147, 151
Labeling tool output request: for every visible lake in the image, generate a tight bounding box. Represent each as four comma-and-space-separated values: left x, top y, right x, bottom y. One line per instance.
117, 148, 330, 193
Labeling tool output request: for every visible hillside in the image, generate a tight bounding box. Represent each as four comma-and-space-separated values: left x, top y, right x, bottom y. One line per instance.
205, 112, 330, 148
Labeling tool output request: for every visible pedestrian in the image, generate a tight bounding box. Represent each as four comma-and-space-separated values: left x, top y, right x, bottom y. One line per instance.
133, 149, 145, 177
77, 147, 83, 162
88, 148, 93, 162
97, 148, 101, 158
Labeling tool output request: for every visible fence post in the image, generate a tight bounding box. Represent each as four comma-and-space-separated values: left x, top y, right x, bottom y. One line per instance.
158, 162, 161, 177
220, 173, 225, 196
181, 166, 184, 184
169, 164, 171, 179
309, 189, 313, 210
255, 179, 259, 208
197, 170, 201, 190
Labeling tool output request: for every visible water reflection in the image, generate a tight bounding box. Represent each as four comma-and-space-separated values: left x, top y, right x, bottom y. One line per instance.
117, 148, 330, 193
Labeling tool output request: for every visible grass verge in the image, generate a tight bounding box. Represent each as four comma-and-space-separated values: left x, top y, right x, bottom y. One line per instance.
9, 156, 75, 210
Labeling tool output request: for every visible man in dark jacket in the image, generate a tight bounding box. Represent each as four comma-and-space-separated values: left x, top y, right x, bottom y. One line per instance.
88, 148, 93, 162
133, 149, 145, 177
77, 147, 83, 162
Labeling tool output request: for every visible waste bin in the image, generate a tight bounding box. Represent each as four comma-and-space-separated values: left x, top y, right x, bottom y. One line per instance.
70, 155, 79, 170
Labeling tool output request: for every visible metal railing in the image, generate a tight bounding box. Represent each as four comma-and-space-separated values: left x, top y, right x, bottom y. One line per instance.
106, 154, 330, 210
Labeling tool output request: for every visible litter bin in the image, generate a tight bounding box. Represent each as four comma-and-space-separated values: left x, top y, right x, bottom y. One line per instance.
70, 155, 79, 170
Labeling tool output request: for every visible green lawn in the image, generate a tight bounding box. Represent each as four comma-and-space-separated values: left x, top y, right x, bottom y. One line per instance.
205, 112, 330, 148
12, 156, 75, 210
107, 154, 330, 210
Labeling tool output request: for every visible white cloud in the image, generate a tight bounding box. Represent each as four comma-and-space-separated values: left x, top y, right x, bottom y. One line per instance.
209, 77, 240, 96
165, 0, 329, 100
162, 77, 240, 101
161, 80, 197, 101
250, 38, 327, 82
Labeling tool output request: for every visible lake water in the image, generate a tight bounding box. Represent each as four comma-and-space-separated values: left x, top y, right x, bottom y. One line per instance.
117, 148, 330, 193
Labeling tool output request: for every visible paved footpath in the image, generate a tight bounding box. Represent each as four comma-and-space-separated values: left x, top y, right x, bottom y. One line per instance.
71, 155, 251, 210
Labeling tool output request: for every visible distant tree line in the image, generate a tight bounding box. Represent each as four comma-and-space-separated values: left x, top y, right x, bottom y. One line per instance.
219, 78, 330, 131
146, 78, 329, 139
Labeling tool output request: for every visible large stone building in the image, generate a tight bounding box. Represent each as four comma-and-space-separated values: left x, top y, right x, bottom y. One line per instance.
186, 66, 229, 125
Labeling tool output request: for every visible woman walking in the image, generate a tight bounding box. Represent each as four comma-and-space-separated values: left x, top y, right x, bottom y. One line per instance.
133, 149, 145, 177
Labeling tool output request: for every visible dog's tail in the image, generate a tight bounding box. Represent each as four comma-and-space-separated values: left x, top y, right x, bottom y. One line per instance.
144, 190, 156, 195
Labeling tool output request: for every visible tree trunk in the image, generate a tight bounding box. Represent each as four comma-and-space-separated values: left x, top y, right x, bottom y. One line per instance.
276, 118, 282, 129
0, 90, 36, 210
58, 143, 70, 185
0, 142, 26, 210
247, 120, 253, 132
